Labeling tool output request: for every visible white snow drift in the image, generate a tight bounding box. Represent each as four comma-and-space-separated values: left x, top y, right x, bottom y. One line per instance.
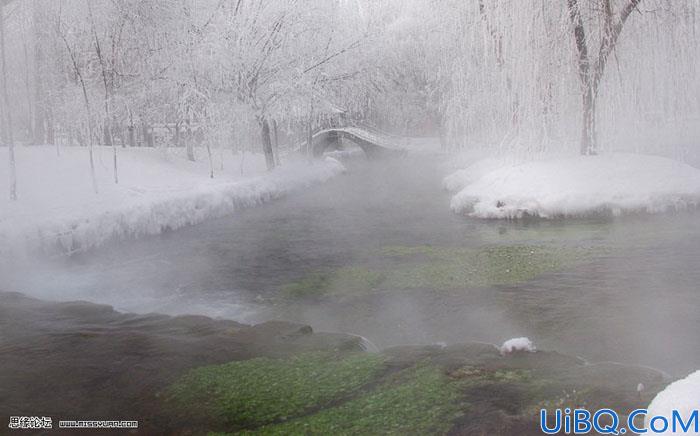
645, 370, 700, 435
447, 153, 700, 219
1, 146, 344, 256
442, 157, 506, 192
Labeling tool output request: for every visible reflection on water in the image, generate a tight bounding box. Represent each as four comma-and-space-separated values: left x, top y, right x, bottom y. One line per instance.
2, 156, 699, 376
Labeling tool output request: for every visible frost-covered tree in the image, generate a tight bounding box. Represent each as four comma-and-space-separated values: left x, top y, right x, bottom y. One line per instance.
567, 0, 643, 155
1, 0, 17, 200
1, 0, 698, 197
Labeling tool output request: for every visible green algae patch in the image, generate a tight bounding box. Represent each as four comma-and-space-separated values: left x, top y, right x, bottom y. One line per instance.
335, 266, 386, 290
281, 273, 331, 298
449, 366, 533, 384
282, 244, 593, 300
171, 345, 665, 435
384, 244, 590, 289
251, 364, 463, 435
282, 267, 386, 299
165, 352, 386, 429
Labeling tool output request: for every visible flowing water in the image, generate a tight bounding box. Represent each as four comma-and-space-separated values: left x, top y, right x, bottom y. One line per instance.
2, 155, 699, 377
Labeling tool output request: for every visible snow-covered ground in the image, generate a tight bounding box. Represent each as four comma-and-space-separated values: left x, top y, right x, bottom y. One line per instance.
646, 370, 700, 434
1, 146, 344, 257
442, 157, 507, 192
446, 153, 700, 219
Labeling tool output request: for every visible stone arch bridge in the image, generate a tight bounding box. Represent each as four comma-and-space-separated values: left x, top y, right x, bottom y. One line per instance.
308, 127, 406, 159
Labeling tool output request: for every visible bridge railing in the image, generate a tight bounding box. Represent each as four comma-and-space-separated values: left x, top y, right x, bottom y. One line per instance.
316, 127, 402, 150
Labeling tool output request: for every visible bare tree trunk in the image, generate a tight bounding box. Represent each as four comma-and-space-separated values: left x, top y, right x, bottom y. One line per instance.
128, 109, 136, 147
219, 142, 225, 171
581, 86, 597, 155
87, 1, 118, 183
79, 97, 97, 193
185, 106, 195, 161
46, 107, 54, 144
32, 1, 46, 145
147, 125, 155, 147
260, 117, 275, 171
58, 13, 97, 193
206, 140, 214, 178
0, 4, 17, 200
567, 0, 596, 155
477, 0, 504, 66
23, 36, 34, 142
272, 119, 281, 166
306, 120, 313, 159
567, 0, 642, 155
203, 109, 214, 178
116, 117, 125, 148
103, 123, 113, 147
141, 119, 153, 147
111, 127, 118, 183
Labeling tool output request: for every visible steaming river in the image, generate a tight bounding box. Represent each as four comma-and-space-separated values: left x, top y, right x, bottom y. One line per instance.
3, 154, 700, 377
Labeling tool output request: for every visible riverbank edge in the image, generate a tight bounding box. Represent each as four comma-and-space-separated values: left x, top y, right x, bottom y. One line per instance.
1, 153, 345, 258
445, 153, 700, 219
0, 291, 671, 435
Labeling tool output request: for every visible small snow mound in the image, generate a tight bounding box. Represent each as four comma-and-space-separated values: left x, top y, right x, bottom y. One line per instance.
645, 370, 700, 435
500, 337, 535, 355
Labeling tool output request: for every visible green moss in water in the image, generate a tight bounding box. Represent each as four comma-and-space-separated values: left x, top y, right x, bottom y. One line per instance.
281, 273, 331, 298
251, 364, 463, 435
165, 352, 386, 429
380, 245, 452, 257
282, 267, 386, 299
449, 366, 533, 384
385, 244, 590, 289
335, 267, 386, 292
282, 244, 592, 299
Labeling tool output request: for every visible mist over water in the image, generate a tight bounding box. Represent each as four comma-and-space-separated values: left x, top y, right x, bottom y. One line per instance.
2, 1, 700, 433
2, 154, 699, 377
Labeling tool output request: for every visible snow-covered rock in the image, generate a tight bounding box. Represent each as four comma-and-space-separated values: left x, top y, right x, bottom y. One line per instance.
449, 153, 700, 219
645, 370, 700, 435
0, 146, 345, 256
500, 337, 535, 355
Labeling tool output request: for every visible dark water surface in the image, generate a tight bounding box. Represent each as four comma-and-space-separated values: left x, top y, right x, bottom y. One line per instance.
3, 155, 699, 377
